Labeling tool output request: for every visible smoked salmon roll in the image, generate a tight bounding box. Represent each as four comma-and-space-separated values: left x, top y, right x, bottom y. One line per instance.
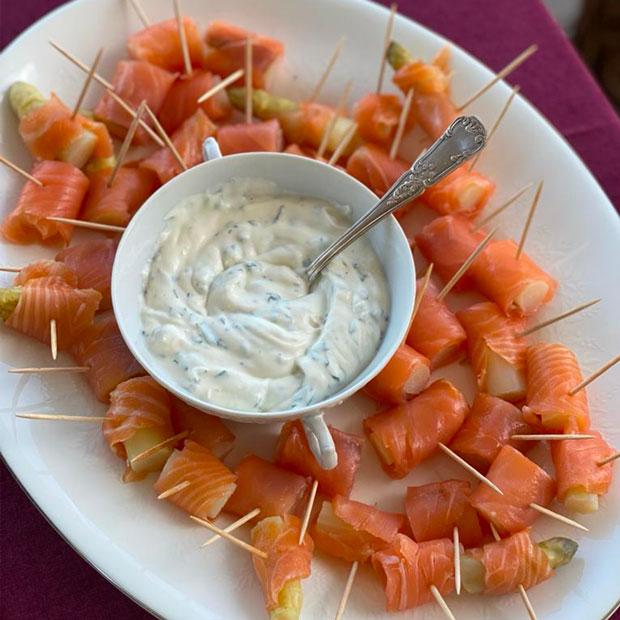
551, 430, 615, 513
313, 495, 405, 563
470, 238, 557, 317
415, 215, 484, 291
420, 165, 495, 220
216, 119, 283, 155
462, 530, 577, 595
127, 18, 206, 73
170, 398, 235, 459
449, 393, 533, 472
94, 60, 177, 144
523, 343, 590, 432
469, 445, 556, 535
372, 535, 455, 612
353, 93, 406, 147
346, 144, 410, 198
364, 379, 469, 478
405, 480, 484, 547
364, 343, 431, 404
276, 421, 363, 498
56, 239, 117, 310
1, 277, 101, 350
154, 439, 237, 519
387, 41, 457, 139
80, 166, 158, 227
251, 515, 313, 619
2, 160, 89, 246
141, 109, 216, 183
104, 376, 175, 482
13, 259, 78, 287
456, 302, 528, 401
9, 82, 98, 168
406, 278, 467, 369
70, 311, 143, 402
204, 21, 284, 88
158, 70, 232, 133
225, 454, 310, 519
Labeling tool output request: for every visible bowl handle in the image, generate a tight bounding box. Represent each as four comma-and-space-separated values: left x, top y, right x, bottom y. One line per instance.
202, 137, 222, 161
302, 413, 338, 470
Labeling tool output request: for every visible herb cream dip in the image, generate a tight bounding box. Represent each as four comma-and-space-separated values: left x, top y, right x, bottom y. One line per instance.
141, 178, 389, 412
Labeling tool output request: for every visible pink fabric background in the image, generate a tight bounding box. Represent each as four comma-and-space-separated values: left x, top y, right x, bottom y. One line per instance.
1, 0, 619, 618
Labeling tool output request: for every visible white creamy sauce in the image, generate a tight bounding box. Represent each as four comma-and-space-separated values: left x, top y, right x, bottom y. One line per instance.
141, 178, 389, 412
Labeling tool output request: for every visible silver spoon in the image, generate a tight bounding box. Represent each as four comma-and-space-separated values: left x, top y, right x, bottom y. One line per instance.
305, 115, 487, 284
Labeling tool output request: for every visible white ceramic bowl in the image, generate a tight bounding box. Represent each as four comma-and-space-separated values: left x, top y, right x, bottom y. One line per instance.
112, 150, 415, 468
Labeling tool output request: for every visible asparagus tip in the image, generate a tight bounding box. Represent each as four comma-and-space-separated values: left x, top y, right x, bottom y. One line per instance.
539, 537, 579, 569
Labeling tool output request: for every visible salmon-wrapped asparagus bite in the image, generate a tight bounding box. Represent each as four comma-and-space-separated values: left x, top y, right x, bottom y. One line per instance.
523, 343, 590, 432
154, 439, 237, 519
103, 376, 174, 482
312, 496, 405, 563
0, 277, 101, 349
216, 118, 283, 155
469, 445, 556, 534
225, 454, 310, 520
457, 302, 528, 401
251, 515, 313, 620
551, 430, 615, 513
364, 343, 431, 404
449, 393, 534, 472
276, 421, 363, 497
364, 379, 469, 478
13, 259, 78, 287
372, 535, 455, 611
405, 480, 483, 547
462, 531, 577, 594
353, 93, 406, 147
228, 88, 359, 155
2, 160, 90, 246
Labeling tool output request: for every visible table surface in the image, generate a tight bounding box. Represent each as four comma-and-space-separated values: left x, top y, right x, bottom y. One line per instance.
1, 1, 619, 619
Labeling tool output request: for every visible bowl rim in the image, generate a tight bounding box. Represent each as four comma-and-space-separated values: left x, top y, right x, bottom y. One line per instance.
112, 151, 416, 422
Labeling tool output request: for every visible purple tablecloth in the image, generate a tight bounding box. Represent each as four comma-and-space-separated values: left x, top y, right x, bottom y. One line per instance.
1, 1, 619, 619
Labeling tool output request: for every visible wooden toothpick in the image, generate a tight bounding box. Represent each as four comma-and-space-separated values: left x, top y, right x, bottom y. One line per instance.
197, 69, 244, 103
71, 48, 103, 119
309, 37, 346, 102
298, 479, 319, 545
436, 228, 495, 301
105, 89, 164, 146
519, 298, 601, 337
529, 502, 588, 532
516, 180, 543, 259
430, 585, 456, 620
376, 3, 398, 93
157, 480, 191, 500
389, 87, 413, 159
9, 366, 89, 374
0, 155, 44, 187
128, 0, 150, 27
334, 560, 359, 620
598, 451, 620, 467
109, 100, 146, 186
130, 430, 189, 466
316, 80, 352, 160
245, 37, 253, 124
143, 103, 187, 171
327, 122, 358, 166
457, 44, 538, 111
201, 508, 261, 547
468, 85, 519, 171
511, 434, 595, 441
49, 319, 58, 361
0, 266, 21, 273
16, 413, 106, 422
438, 442, 504, 495
453, 526, 461, 595
474, 183, 533, 230
173, 0, 192, 77
569, 352, 620, 396
189, 515, 268, 558
410, 262, 434, 326
45, 217, 125, 233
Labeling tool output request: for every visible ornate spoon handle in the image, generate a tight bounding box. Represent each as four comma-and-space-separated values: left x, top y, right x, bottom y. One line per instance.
305, 116, 487, 284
